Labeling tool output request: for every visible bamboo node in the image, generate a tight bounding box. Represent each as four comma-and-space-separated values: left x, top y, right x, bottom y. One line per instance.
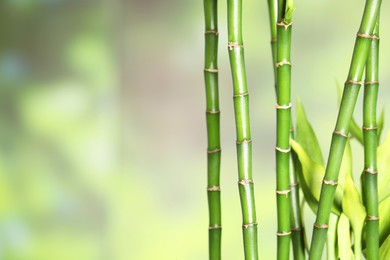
290, 127, 294, 132
243, 222, 258, 229
275, 146, 291, 153
276, 189, 291, 198
367, 215, 380, 221
236, 139, 252, 145
362, 125, 377, 131
365, 81, 379, 85
276, 21, 293, 30
334, 130, 349, 138
205, 30, 219, 35
228, 42, 244, 50
314, 224, 329, 229
271, 37, 277, 43
356, 33, 380, 40
346, 79, 362, 85
206, 110, 220, 114
289, 181, 299, 187
323, 179, 338, 186
364, 168, 378, 175
207, 148, 221, 154
207, 186, 221, 191
238, 179, 254, 185
208, 225, 222, 230
275, 103, 292, 109
276, 60, 292, 68
233, 92, 249, 98
204, 68, 219, 73
291, 227, 303, 231
277, 231, 292, 236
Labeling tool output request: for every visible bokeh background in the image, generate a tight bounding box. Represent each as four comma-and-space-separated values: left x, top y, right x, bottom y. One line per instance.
0, 0, 390, 259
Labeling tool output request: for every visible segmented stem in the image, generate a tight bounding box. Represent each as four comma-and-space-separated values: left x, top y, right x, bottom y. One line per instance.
227, 0, 258, 258
362, 19, 380, 260
267, 0, 278, 93
309, 1, 382, 259
275, 1, 293, 258
204, 1, 222, 258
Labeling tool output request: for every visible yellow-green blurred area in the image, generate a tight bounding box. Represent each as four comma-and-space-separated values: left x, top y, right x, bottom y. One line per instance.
0, 0, 390, 259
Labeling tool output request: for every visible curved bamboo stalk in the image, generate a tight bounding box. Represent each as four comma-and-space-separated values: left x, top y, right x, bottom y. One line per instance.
267, 0, 278, 93
309, 1, 382, 259
227, 0, 258, 258
204, 0, 222, 259
362, 19, 380, 260
275, 0, 294, 259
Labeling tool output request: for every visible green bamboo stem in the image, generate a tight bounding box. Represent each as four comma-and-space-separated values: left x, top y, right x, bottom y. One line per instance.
362, 19, 380, 260
268, 1, 304, 258
309, 0, 382, 259
267, 0, 278, 93
275, 1, 294, 259
204, 0, 222, 259
227, 0, 258, 258
289, 139, 306, 260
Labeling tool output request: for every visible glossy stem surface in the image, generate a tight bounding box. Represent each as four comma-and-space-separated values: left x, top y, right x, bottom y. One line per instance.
363, 19, 380, 260
227, 0, 258, 258
204, 0, 222, 259
309, 1, 382, 259
275, 1, 293, 259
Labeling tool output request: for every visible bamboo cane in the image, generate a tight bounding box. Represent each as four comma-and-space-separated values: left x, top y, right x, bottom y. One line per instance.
275, 0, 294, 259
227, 0, 258, 258
268, 1, 304, 258
204, 0, 222, 259
362, 18, 380, 260
309, 0, 382, 258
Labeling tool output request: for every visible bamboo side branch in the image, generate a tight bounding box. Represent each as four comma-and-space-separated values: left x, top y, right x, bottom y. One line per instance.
275, 0, 294, 258
204, 0, 222, 259
362, 19, 380, 260
227, 0, 258, 258
309, 0, 382, 259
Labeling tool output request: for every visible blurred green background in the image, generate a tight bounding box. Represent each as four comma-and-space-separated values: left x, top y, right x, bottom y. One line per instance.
0, 0, 390, 259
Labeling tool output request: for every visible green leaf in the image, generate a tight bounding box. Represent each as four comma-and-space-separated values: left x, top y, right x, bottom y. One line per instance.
377, 132, 390, 202
380, 234, 390, 259
295, 98, 324, 165
338, 213, 354, 260
379, 196, 390, 246
291, 140, 342, 215
327, 213, 339, 260
342, 172, 366, 258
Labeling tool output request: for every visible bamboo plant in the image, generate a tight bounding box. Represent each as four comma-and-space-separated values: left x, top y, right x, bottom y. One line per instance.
309, 0, 382, 258
204, 0, 222, 259
274, 0, 295, 259
362, 19, 380, 260
227, 0, 259, 258
267, 1, 305, 258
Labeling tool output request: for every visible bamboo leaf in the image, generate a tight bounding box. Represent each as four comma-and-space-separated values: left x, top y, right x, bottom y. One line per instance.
291, 140, 342, 215
377, 132, 390, 202
379, 196, 390, 246
380, 234, 390, 259
295, 98, 324, 166
338, 213, 354, 260
342, 172, 366, 258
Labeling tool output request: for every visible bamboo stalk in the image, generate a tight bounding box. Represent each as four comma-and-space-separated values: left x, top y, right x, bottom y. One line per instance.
268, 1, 304, 258
362, 18, 380, 260
204, 0, 222, 259
227, 0, 258, 258
309, 0, 382, 259
275, 0, 294, 259
267, 0, 278, 93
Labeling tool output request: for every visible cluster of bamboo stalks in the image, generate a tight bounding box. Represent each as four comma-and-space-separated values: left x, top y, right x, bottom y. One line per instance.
203, 0, 383, 259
